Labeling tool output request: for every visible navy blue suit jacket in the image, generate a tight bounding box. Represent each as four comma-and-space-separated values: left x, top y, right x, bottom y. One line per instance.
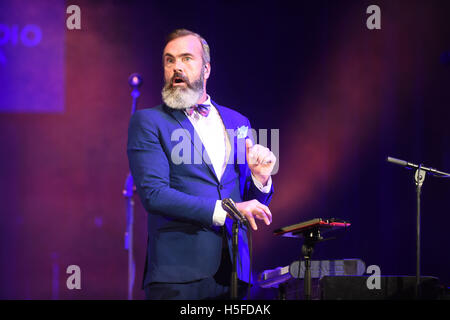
127, 101, 274, 287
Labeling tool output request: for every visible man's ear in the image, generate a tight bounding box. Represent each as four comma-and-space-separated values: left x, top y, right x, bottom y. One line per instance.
203, 63, 211, 80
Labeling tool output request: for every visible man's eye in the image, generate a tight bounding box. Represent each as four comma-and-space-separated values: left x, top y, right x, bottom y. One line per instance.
166, 58, 174, 64
183, 56, 192, 62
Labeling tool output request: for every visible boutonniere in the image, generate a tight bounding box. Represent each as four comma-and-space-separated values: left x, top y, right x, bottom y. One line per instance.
236, 125, 249, 139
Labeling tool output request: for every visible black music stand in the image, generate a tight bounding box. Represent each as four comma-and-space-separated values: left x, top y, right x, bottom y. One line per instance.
274, 218, 350, 300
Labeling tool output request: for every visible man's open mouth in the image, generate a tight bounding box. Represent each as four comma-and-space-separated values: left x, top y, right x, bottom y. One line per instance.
172, 76, 187, 86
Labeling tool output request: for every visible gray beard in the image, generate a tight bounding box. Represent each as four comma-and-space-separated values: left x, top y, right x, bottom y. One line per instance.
161, 75, 204, 110
161, 86, 203, 110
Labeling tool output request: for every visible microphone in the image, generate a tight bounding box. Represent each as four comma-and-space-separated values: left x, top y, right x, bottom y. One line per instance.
128, 73, 143, 88
128, 73, 143, 114
387, 156, 450, 177
387, 156, 414, 168
222, 198, 248, 225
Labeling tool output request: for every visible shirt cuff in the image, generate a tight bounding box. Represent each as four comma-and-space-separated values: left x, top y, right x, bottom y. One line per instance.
251, 173, 272, 193
212, 200, 227, 226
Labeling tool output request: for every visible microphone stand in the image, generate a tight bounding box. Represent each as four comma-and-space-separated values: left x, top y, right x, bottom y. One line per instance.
231, 220, 239, 300
222, 198, 248, 300
123, 73, 143, 300
123, 173, 136, 301
387, 156, 450, 299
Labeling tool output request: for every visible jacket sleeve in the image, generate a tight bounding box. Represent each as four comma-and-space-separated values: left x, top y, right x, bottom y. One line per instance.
241, 118, 274, 206
127, 110, 216, 227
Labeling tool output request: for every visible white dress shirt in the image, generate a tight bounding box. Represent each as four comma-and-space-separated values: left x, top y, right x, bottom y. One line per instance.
184, 95, 272, 226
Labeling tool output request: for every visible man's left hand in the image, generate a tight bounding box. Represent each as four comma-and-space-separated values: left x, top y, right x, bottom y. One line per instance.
246, 138, 277, 186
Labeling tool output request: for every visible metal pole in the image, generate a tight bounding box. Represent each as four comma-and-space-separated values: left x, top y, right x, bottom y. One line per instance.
414, 166, 425, 299
123, 73, 142, 300
231, 221, 239, 299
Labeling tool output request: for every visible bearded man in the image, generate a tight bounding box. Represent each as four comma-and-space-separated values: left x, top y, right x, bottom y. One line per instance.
127, 29, 276, 300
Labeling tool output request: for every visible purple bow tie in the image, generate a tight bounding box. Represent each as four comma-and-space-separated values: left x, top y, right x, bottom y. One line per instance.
186, 104, 210, 117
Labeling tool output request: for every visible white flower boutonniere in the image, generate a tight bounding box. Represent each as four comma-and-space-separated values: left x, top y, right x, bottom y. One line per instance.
236, 125, 249, 139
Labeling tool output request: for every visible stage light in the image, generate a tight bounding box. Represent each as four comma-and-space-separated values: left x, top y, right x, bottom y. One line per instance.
128, 73, 143, 88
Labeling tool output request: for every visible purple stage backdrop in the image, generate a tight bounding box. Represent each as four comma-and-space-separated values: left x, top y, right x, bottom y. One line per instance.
0, 0, 449, 299
0, 0, 65, 112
